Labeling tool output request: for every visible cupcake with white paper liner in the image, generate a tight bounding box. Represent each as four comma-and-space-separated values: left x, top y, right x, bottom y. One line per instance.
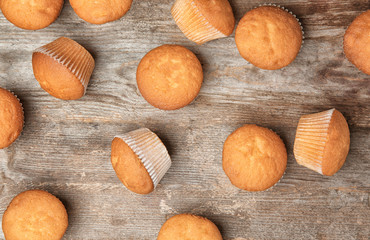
235, 4, 304, 70
171, 0, 235, 45
32, 37, 95, 100
111, 128, 171, 194
294, 109, 350, 176
0, 87, 24, 149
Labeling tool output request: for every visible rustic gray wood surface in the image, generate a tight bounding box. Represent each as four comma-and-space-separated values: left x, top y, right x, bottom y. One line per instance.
0, 0, 369, 239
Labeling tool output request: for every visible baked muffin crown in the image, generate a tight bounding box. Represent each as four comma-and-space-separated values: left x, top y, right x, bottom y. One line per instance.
2, 190, 68, 240
235, 6, 303, 70
137, 44, 203, 110
223, 124, 287, 191
0, 87, 24, 149
343, 10, 370, 75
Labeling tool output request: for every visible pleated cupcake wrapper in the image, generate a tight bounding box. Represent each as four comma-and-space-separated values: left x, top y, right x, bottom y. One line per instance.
33, 37, 95, 95
258, 3, 305, 48
115, 128, 171, 188
171, 0, 228, 45
294, 109, 335, 175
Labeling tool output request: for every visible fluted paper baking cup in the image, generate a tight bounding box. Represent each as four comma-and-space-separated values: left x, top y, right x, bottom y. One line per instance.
294, 109, 335, 175
171, 0, 228, 45
33, 37, 95, 94
115, 128, 171, 188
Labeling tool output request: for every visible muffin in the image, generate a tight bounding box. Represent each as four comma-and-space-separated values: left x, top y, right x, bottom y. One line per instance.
111, 128, 171, 194
223, 124, 287, 191
2, 190, 68, 240
0, 88, 24, 149
343, 10, 370, 75
171, 0, 235, 45
70, 0, 133, 24
294, 109, 350, 176
137, 44, 203, 110
157, 214, 222, 240
235, 6, 303, 70
32, 37, 95, 100
0, 0, 64, 30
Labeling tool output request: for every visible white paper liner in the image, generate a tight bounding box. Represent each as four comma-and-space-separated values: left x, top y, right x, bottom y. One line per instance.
294, 109, 335, 174
115, 128, 171, 188
171, 0, 228, 45
33, 37, 95, 95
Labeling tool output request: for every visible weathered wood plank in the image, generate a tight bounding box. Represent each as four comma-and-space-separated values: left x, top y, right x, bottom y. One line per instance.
0, 0, 369, 239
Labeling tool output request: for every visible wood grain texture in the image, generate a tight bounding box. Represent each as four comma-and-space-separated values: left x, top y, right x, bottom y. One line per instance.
0, 0, 369, 239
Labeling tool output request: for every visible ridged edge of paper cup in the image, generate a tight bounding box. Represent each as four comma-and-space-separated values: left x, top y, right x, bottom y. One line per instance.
294, 109, 335, 175
258, 4, 305, 47
115, 128, 171, 188
33, 37, 95, 95
171, 0, 227, 45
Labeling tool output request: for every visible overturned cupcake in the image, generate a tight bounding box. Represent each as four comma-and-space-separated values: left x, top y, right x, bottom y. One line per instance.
294, 109, 350, 176
0, 87, 24, 149
171, 0, 235, 45
32, 37, 95, 100
235, 5, 303, 70
111, 128, 171, 194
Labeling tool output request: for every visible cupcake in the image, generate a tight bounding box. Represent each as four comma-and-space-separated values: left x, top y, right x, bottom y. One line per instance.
171, 0, 235, 45
157, 214, 222, 240
70, 0, 133, 24
294, 109, 350, 176
32, 37, 95, 100
223, 124, 287, 191
235, 5, 303, 70
0, 87, 24, 149
2, 190, 68, 240
0, 0, 64, 30
137, 44, 203, 110
111, 128, 171, 194
343, 10, 370, 75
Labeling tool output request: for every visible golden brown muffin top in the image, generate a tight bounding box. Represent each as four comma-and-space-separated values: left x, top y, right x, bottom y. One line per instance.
344, 10, 370, 75
223, 124, 287, 191
194, 0, 235, 35
2, 190, 68, 240
0, 0, 64, 30
70, 0, 133, 24
0, 87, 24, 149
111, 137, 154, 194
137, 44, 203, 110
321, 110, 350, 176
235, 6, 302, 70
157, 214, 222, 240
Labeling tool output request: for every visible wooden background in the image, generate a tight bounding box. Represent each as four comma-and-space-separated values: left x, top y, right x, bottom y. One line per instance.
0, 0, 369, 239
